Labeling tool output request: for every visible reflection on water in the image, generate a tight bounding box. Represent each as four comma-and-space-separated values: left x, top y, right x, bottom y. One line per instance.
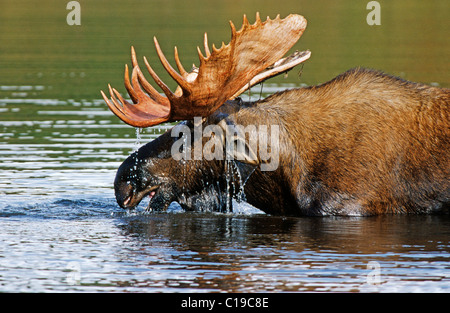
1, 0, 449, 292
1, 203, 449, 292
116, 213, 450, 292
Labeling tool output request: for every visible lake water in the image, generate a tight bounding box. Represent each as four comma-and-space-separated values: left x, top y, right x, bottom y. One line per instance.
0, 0, 449, 292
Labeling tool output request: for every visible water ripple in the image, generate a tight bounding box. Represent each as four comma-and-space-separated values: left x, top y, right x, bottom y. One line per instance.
1, 92, 449, 292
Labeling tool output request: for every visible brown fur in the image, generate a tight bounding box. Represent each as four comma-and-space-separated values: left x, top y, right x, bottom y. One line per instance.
235, 68, 449, 215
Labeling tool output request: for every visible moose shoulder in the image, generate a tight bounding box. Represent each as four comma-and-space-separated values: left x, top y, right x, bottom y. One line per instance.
102, 14, 449, 216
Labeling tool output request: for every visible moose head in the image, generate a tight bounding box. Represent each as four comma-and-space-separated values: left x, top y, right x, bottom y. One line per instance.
102, 13, 310, 213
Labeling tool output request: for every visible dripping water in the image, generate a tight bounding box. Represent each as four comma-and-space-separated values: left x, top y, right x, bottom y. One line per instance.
134, 127, 142, 152
224, 160, 233, 213
233, 162, 254, 203
223, 160, 254, 213
179, 128, 189, 200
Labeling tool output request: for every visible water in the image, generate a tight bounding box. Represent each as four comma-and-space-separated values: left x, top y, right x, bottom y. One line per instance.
1, 0, 449, 293
1, 204, 449, 292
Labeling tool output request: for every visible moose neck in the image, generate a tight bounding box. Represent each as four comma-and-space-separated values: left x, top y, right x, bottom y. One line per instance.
211, 98, 300, 215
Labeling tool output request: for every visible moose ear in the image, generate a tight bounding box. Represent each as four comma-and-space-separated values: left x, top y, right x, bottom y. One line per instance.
217, 119, 260, 166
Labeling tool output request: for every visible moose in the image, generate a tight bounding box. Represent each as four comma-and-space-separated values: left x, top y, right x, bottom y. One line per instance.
102, 13, 449, 216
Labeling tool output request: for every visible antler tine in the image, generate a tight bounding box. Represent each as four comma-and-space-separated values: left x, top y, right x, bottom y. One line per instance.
174, 46, 188, 76
100, 89, 114, 111
102, 90, 129, 123
130, 46, 139, 68
108, 84, 126, 113
126, 48, 162, 105
255, 12, 261, 24
127, 58, 164, 108
123, 64, 138, 104
142, 55, 177, 103
123, 62, 161, 111
110, 82, 145, 119
203, 33, 211, 57
101, 85, 131, 123
242, 14, 249, 27
153, 37, 191, 95
128, 48, 169, 104
102, 81, 170, 128
131, 65, 151, 103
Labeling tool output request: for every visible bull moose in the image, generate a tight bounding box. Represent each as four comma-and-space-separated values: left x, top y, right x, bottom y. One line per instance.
102, 13, 449, 216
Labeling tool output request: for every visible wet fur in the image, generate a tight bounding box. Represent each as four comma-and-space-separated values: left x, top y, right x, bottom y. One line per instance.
237, 68, 449, 215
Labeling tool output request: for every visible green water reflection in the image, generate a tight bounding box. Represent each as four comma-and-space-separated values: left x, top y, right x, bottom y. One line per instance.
1, 0, 448, 101
0, 0, 448, 168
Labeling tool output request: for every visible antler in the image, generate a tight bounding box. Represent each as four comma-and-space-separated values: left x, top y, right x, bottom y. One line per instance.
102, 13, 308, 128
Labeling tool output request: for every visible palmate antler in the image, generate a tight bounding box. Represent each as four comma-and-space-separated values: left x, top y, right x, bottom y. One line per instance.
101, 13, 309, 128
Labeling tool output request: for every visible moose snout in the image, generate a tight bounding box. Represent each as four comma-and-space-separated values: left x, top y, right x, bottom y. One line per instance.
115, 182, 134, 209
